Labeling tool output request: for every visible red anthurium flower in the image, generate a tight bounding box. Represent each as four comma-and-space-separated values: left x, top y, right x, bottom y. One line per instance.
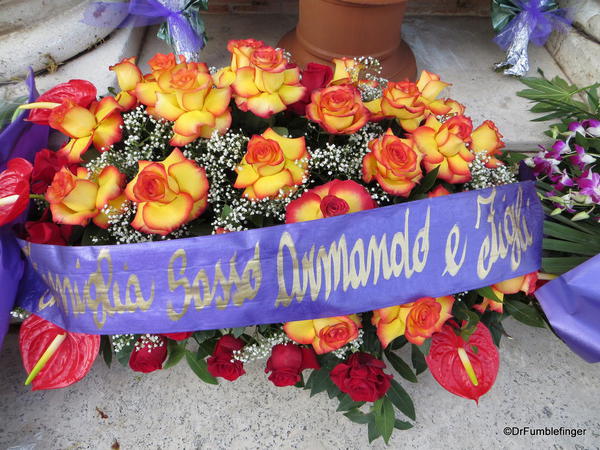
26, 79, 97, 125
426, 322, 499, 403
264, 343, 320, 387
0, 158, 33, 226
19, 314, 100, 390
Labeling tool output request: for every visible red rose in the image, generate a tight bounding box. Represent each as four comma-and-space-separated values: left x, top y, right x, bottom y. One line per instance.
27, 79, 97, 125
288, 63, 333, 115
0, 158, 33, 227
265, 343, 320, 387
25, 221, 70, 245
206, 335, 246, 381
330, 352, 392, 402
129, 335, 168, 373
31, 149, 69, 194
162, 332, 193, 341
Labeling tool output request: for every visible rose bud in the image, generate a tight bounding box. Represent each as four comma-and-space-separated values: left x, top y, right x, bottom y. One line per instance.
264, 343, 320, 387
206, 335, 246, 381
129, 335, 168, 373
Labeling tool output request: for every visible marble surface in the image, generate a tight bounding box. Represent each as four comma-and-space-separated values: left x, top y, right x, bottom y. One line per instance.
1, 319, 599, 449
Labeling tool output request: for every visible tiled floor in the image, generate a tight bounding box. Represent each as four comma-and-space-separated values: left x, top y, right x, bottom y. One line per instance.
1, 14, 599, 450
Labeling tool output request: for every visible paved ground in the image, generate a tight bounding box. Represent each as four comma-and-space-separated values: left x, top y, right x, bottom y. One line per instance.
1, 319, 599, 449
1, 13, 599, 450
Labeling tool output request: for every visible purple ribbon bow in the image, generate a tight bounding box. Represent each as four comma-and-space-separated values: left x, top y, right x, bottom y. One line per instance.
83, 0, 204, 58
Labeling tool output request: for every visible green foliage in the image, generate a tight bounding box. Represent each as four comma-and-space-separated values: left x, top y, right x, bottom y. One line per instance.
163, 340, 187, 369
517, 71, 600, 125
504, 298, 547, 328
100, 335, 112, 367
185, 349, 218, 384
384, 349, 417, 383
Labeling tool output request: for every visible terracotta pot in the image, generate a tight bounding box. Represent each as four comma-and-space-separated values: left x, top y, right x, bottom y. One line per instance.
277, 0, 416, 81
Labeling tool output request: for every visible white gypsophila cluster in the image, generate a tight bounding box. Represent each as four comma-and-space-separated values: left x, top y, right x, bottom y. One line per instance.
465, 152, 517, 191
86, 106, 173, 178
331, 329, 365, 359
105, 203, 152, 245
10, 307, 30, 320
184, 130, 306, 232
111, 334, 136, 353
231, 332, 292, 364
134, 334, 165, 351
310, 122, 383, 181
367, 184, 391, 204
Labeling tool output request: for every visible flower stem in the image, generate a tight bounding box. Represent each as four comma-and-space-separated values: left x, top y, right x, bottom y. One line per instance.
29, 194, 46, 201
24, 333, 66, 386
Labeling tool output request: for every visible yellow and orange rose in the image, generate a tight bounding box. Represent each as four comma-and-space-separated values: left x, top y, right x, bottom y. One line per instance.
372, 296, 454, 347
109, 57, 143, 110
470, 120, 505, 168
45, 97, 123, 163
46, 165, 125, 227
363, 129, 423, 196
285, 179, 376, 223
307, 84, 369, 134
284, 315, 362, 354
134, 54, 232, 146
230, 45, 306, 118
234, 128, 308, 200
474, 272, 537, 314
411, 115, 474, 184
125, 148, 209, 235
365, 81, 425, 131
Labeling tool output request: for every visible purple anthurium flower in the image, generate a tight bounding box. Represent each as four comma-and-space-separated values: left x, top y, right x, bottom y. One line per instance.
570, 144, 596, 170
576, 170, 600, 204
583, 119, 600, 137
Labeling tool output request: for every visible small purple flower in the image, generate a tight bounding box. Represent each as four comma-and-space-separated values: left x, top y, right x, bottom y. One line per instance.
570, 144, 596, 170
546, 140, 569, 160
553, 170, 574, 191
576, 170, 600, 204
568, 121, 586, 135
583, 119, 600, 137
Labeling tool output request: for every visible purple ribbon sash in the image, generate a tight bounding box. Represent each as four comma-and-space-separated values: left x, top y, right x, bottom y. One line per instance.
536, 254, 600, 363
17, 182, 543, 335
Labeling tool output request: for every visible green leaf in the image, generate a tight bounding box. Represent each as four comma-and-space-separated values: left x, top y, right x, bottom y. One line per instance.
185, 350, 218, 384
543, 238, 600, 256
163, 340, 186, 369
336, 394, 365, 412
394, 419, 413, 430
309, 368, 335, 397
542, 256, 590, 275
413, 166, 439, 194
410, 344, 428, 375
193, 330, 216, 344
385, 350, 417, 383
417, 338, 431, 356
344, 409, 371, 425
476, 286, 503, 303
368, 416, 382, 443
100, 335, 112, 368
387, 379, 415, 420
543, 221, 598, 244
230, 327, 246, 338
459, 310, 480, 341
504, 299, 546, 328
115, 336, 137, 367
374, 397, 395, 444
